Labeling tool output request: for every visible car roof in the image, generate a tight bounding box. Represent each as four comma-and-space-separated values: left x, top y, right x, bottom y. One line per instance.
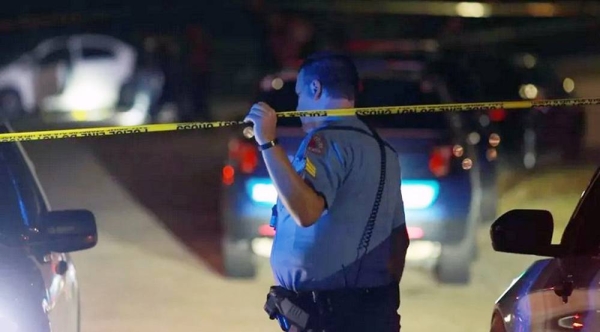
259, 57, 431, 94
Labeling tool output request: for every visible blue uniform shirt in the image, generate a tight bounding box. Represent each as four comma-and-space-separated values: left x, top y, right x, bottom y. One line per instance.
270, 116, 406, 292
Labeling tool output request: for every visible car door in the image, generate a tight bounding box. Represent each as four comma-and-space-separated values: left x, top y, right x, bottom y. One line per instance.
66, 35, 134, 112
33, 38, 71, 106
2, 141, 78, 332
519, 168, 600, 331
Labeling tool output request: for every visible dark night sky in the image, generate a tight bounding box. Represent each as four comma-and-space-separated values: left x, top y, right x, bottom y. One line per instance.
0, 0, 597, 64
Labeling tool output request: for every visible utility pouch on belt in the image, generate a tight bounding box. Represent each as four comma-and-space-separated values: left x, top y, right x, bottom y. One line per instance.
264, 286, 312, 331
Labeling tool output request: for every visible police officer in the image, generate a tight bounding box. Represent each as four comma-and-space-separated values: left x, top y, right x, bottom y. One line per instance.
244, 52, 410, 332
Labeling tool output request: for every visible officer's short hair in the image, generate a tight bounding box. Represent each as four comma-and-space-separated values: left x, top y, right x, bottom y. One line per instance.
298, 51, 360, 100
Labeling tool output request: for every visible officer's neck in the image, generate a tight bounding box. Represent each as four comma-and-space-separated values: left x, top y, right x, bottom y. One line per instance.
302, 99, 354, 132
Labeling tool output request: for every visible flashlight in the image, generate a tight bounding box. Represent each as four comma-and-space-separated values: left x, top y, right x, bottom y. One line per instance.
243, 126, 255, 139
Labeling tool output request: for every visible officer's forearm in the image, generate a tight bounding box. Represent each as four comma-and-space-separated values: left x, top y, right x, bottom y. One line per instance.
261, 145, 325, 227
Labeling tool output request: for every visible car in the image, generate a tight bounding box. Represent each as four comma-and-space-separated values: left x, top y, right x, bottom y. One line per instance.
219, 56, 498, 284
436, 50, 586, 170
0, 123, 98, 332
489, 166, 600, 332
0, 34, 141, 124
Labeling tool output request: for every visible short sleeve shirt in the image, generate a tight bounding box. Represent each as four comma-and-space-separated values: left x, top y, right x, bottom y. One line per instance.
269, 116, 406, 292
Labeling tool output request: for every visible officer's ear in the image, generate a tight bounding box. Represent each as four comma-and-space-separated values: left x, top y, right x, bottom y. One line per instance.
310, 80, 322, 100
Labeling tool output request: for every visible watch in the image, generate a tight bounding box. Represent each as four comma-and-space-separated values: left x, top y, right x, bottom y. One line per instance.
258, 139, 279, 152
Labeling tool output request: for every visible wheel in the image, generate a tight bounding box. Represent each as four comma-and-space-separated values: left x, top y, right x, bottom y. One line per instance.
222, 236, 256, 279
433, 234, 475, 285
480, 181, 498, 223
0, 90, 23, 120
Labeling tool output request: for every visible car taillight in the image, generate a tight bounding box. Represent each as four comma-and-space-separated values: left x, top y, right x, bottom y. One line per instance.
258, 224, 276, 237
228, 138, 258, 174
429, 146, 453, 177
222, 165, 235, 186
489, 108, 506, 122
407, 226, 424, 239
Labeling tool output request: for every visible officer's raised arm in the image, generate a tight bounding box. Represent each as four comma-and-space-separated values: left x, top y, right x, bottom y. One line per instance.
244, 102, 327, 227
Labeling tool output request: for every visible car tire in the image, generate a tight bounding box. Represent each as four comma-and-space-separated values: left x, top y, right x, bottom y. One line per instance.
480, 182, 498, 223
433, 228, 476, 285
433, 242, 473, 285
0, 90, 23, 120
222, 236, 256, 279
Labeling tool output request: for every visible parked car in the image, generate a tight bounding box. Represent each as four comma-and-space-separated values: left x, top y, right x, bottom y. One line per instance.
490, 166, 600, 332
220, 57, 498, 284
437, 50, 586, 170
0, 34, 141, 123
0, 123, 97, 331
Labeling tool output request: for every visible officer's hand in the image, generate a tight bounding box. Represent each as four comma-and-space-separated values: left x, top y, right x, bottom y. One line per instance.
244, 102, 277, 145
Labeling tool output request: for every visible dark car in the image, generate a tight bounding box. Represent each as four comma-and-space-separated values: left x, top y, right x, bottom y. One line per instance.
0, 123, 97, 332
490, 166, 600, 332
219, 58, 497, 285
436, 51, 586, 170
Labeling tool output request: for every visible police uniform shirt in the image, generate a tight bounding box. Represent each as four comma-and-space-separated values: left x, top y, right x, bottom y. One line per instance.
270, 116, 406, 292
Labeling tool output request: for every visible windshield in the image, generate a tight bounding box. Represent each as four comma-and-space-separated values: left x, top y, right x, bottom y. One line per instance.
356, 78, 448, 130
255, 77, 449, 130
561, 170, 600, 254
0, 149, 30, 237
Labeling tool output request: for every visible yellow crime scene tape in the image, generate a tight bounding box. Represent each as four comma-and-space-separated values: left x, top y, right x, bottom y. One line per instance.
0, 97, 598, 143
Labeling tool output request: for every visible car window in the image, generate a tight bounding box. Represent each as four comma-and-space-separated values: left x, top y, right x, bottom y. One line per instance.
0, 144, 43, 237
39, 48, 71, 66
561, 170, 600, 254
255, 80, 301, 127
254, 78, 450, 130
440, 53, 566, 102
81, 47, 114, 60
356, 78, 449, 130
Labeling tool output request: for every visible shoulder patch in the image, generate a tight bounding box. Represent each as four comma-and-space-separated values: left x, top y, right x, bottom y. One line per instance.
305, 157, 317, 177
307, 133, 326, 155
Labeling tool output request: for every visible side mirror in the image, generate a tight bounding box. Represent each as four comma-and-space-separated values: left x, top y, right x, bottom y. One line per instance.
39, 210, 98, 253
490, 209, 563, 257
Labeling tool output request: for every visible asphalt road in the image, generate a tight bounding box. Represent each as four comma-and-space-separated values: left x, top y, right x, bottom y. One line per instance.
16, 126, 543, 332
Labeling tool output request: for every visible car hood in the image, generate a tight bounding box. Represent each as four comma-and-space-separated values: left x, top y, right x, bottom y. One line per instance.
0, 57, 32, 81
497, 257, 600, 331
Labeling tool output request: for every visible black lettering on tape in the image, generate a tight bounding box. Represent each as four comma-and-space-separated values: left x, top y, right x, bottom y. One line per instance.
176, 123, 214, 130
218, 121, 238, 127
82, 131, 105, 137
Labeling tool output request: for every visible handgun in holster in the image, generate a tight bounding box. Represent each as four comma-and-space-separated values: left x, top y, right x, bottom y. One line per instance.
264, 286, 312, 331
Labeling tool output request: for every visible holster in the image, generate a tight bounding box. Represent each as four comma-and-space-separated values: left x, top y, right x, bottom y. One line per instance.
264, 286, 317, 332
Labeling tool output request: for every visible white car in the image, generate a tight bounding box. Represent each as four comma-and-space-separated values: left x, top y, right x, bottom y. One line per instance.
490, 166, 600, 331
0, 34, 140, 123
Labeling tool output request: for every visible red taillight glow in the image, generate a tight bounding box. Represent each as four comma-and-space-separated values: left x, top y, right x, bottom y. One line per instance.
429, 146, 452, 177
258, 224, 276, 237
229, 138, 259, 174
407, 226, 424, 239
489, 108, 506, 122
222, 165, 235, 186
241, 148, 258, 173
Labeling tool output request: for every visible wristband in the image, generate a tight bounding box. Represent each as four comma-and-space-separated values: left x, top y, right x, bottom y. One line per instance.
258, 139, 279, 152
